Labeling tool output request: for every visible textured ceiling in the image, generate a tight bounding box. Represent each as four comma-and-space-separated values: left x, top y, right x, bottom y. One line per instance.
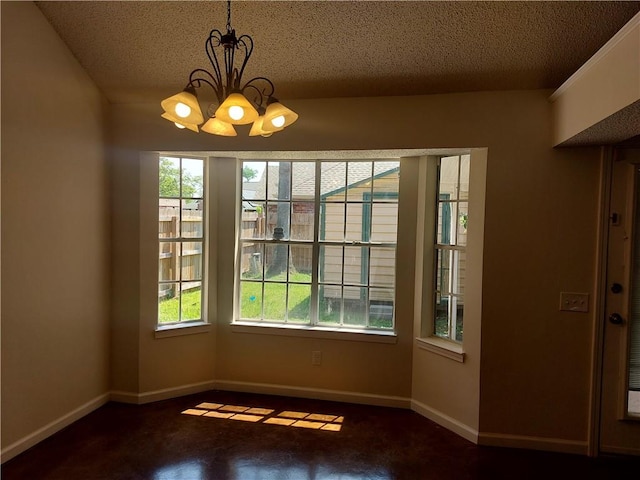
36, 0, 640, 106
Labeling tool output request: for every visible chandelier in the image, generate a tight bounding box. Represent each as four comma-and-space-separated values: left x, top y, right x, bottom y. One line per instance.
160, 0, 298, 137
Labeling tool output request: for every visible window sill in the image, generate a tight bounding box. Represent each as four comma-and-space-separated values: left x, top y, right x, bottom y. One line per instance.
155, 321, 212, 339
231, 321, 397, 344
415, 336, 465, 362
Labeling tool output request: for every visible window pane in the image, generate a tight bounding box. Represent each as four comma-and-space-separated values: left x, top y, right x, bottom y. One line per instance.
290, 202, 314, 241
241, 203, 266, 240
320, 202, 344, 241
457, 202, 468, 246
321, 162, 346, 200
372, 162, 400, 199
345, 203, 365, 242
267, 202, 290, 240
292, 162, 315, 198
158, 283, 180, 324
344, 246, 367, 286
181, 242, 202, 281
455, 250, 466, 295
370, 247, 395, 288
371, 203, 398, 243
290, 245, 312, 281
159, 242, 179, 281
436, 249, 451, 295
318, 285, 341, 325
181, 199, 203, 238
434, 294, 449, 338
242, 161, 265, 198
264, 244, 288, 281
440, 156, 459, 200
181, 282, 202, 321
347, 162, 373, 198
369, 288, 394, 329
343, 286, 367, 327
320, 245, 343, 284
241, 243, 264, 280
437, 201, 457, 245
159, 157, 180, 197
288, 284, 311, 323
268, 161, 291, 201
263, 283, 287, 321
459, 155, 470, 200
240, 281, 262, 319
182, 158, 203, 198
159, 199, 180, 238
454, 295, 464, 342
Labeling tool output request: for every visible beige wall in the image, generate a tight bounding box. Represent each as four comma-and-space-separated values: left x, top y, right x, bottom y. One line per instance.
1, 1, 110, 453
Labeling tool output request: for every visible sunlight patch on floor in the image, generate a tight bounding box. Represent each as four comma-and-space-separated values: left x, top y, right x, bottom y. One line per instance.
181, 403, 344, 431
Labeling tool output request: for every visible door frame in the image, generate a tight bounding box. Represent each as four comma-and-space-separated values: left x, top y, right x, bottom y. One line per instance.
588, 146, 614, 457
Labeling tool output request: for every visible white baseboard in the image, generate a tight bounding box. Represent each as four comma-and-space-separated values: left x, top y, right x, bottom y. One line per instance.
479, 432, 588, 455
1, 393, 110, 464
410, 399, 479, 444
110, 380, 216, 405
213, 379, 412, 409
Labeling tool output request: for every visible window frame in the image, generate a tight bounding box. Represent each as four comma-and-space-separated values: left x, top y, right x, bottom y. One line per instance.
234, 159, 400, 335
414, 150, 485, 364
433, 155, 468, 343
157, 155, 207, 328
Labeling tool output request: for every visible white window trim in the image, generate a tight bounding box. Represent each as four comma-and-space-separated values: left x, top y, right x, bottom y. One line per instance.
155, 321, 212, 339
231, 321, 397, 344
415, 336, 465, 362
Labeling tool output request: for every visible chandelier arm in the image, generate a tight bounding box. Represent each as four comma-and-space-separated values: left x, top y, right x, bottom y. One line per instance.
235, 34, 254, 90
205, 30, 224, 91
188, 69, 223, 104
241, 83, 265, 110
225, 42, 237, 93
241, 77, 275, 107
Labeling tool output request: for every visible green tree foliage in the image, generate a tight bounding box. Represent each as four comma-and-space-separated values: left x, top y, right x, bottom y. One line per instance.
242, 166, 258, 182
159, 158, 203, 197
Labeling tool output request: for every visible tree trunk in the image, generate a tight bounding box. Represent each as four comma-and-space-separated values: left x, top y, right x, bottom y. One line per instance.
267, 162, 291, 277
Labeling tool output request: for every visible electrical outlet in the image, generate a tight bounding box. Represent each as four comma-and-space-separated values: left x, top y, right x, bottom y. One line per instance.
560, 292, 589, 312
312, 351, 322, 366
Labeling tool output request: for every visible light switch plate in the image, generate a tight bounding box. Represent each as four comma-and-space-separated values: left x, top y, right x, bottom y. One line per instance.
560, 292, 589, 312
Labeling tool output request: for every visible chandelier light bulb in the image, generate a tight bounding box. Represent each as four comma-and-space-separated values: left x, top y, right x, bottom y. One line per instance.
228, 105, 245, 121
175, 102, 191, 118
271, 115, 286, 128
174, 122, 186, 129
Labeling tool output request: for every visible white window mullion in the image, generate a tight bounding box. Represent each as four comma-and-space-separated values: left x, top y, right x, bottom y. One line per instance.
310, 161, 321, 326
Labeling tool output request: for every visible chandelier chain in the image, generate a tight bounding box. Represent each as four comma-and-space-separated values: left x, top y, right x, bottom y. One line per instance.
226, 0, 232, 33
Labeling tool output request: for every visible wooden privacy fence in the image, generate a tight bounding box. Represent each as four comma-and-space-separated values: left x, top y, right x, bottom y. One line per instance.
159, 207, 203, 299
241, 210, 314, 274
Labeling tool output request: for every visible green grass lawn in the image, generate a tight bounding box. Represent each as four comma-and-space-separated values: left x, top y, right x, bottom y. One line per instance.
159, 288, 201, 323
160, 274, 394, 328
240, 272, 393, 329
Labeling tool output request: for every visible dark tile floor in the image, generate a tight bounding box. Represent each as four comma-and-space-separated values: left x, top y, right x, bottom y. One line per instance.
2, 390, 639, 479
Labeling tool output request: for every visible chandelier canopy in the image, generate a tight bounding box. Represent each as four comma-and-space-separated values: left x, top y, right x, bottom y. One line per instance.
160, 0, 298, 137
